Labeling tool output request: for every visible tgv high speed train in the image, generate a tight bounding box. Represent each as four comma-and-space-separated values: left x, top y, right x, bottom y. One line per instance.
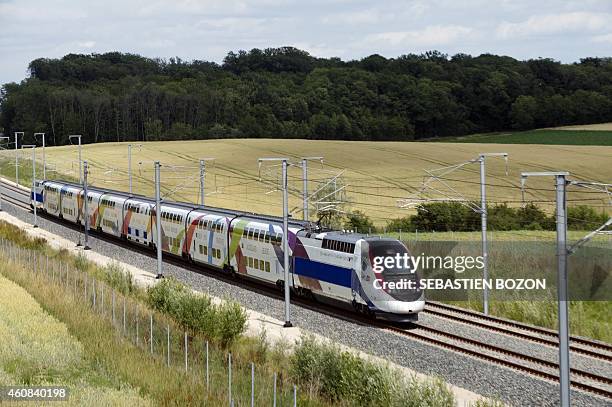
31, 180, 424, 321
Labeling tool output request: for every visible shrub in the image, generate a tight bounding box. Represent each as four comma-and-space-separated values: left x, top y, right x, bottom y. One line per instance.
567, 205, 608, 230
344, 211, 376, 233
102, 262, 135, 295
386, 216, 414, 232
214, 301, 248, 349
147, 278, 246, 348
411, 202, 478, 232
516, 203, 554, 230
146, 277, 187, 316
291, 336, 455, 407
487, 204, 519, 231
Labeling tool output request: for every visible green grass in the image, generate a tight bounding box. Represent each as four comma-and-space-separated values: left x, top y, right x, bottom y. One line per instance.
435, 130, 612, 145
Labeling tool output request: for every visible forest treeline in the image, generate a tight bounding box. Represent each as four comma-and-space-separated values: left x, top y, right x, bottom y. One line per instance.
1, 47, 612, 145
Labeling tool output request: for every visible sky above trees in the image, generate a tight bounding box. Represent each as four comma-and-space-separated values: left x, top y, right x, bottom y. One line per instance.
1, 0, 611, 84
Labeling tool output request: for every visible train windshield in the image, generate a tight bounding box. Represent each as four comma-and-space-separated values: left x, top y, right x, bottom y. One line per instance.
368, 240, 416, 275
367, 239, 421, 301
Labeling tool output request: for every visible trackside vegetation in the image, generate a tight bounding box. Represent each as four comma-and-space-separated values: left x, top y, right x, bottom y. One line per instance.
147, 277, 247, 349
291, 336, 455, 407
0, 220, 469, 406
345, 203, 609, 234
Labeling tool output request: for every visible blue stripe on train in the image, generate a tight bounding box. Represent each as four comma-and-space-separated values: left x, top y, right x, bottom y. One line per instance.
293, 257, 352, 288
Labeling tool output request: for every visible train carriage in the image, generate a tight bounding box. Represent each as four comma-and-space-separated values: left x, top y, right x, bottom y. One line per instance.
123, 198, 154, 246
42, 181, 63, 217
59, 185, 82, 223
97, 194, 127, 237
156, 203, 192, 256
185, 209, 229, 268
228, 215, 302, 288
82, 189, 104, 230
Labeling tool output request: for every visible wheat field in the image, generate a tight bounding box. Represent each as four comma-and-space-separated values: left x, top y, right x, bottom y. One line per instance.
10, 139, 611, 225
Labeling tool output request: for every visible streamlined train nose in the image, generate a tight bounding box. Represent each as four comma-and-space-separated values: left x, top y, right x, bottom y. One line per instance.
379, 298, 425, 314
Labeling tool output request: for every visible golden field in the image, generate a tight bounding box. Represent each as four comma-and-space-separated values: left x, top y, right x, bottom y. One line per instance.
6, 139, 612, 225
0, 273, 151, 405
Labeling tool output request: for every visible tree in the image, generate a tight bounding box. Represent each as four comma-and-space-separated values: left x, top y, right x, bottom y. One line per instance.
344, 211, 375, 234
510, 95, 537, 129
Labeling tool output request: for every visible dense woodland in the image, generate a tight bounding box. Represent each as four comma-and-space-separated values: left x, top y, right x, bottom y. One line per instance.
1, 47, 612, 145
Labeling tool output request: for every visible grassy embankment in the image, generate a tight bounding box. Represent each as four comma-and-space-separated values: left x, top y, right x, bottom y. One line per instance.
0, 220, 464, 406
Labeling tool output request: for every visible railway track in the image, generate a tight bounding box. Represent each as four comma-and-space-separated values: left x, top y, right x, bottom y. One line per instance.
1, 178, 610, 401
0, 180, 32, 210
424, 301, 612, 361
380, 321, 612, 399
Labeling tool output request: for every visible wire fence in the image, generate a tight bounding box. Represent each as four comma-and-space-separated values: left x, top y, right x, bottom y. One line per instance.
0, 239, 299, 407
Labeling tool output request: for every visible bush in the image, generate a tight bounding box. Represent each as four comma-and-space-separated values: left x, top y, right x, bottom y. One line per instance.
344, 211, 376, 233
567, 205, 608, 230
147, 278, 246, 348
291, 336, 455, 406
102, 262, 135, 295
386, 216, 414, 232
487, 204, 519, 231
516, 203, 555, 230
410, 202, 479, 232
215, 301, 248, 349
391, 202, 560, 233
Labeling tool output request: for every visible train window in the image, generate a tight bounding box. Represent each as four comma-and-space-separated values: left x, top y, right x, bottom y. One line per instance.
242, 229, 247, 237
265, 262, 270, 272
248, 229, 253, 239
259, 260, 264, 270
264, 233, 270, 243
248, 257, 253, 267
